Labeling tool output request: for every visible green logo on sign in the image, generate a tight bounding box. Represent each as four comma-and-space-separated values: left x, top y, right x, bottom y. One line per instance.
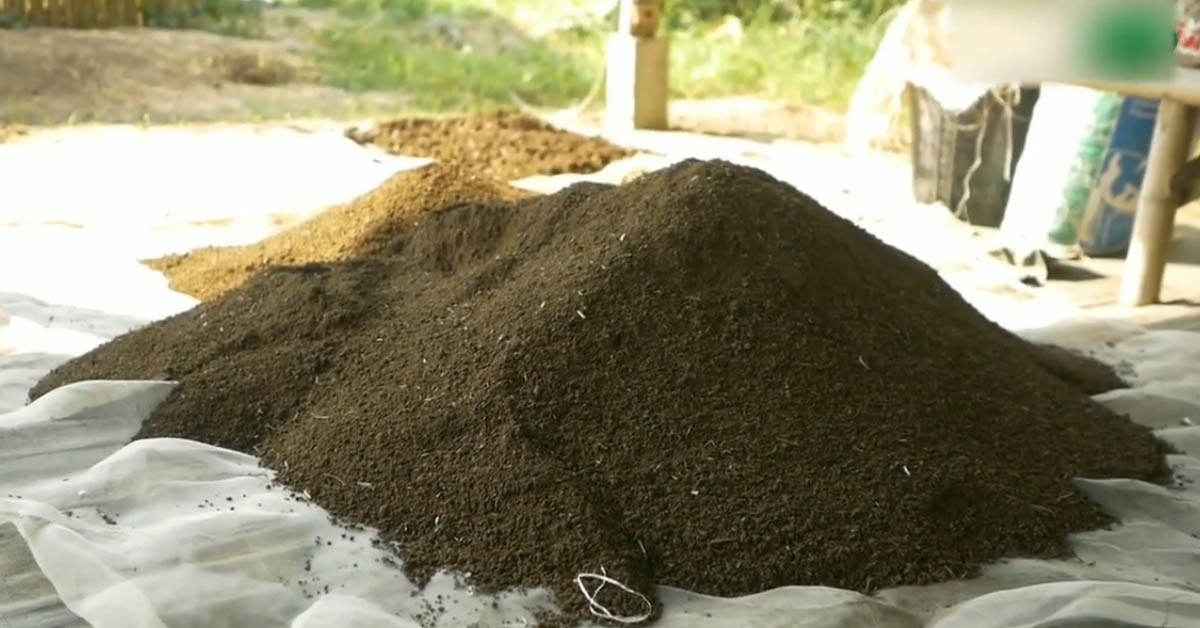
1078, 1, 1174, 80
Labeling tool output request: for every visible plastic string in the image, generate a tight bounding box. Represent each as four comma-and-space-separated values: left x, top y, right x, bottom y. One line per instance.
1001, 86, 1021, 182
574, 567, 653, 624
953, 101, 989, 222
953, 84, 1019, 222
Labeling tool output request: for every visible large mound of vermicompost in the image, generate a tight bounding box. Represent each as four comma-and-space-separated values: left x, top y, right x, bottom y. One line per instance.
33, 159, 1167, 626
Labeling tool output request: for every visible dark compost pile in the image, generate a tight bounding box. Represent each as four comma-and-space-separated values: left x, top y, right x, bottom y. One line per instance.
32, 159, 1167, 625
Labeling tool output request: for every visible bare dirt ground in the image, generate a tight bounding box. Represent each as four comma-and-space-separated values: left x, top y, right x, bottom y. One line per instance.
0, 9, 413, 126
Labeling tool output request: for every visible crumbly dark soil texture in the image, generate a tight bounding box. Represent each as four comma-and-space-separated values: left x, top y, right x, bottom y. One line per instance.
143, 162, 530, 301
1030, 343, 1128, 395
345, 111, 635, 181
33, 160, 1167, 626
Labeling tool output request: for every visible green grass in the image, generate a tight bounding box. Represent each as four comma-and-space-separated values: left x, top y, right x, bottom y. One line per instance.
148, 0, 904, 112
665, 14, 882, 107
316, 30, 601, 110
144, 0, 267, 38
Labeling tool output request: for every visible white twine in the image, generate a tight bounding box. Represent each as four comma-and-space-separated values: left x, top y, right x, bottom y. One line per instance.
574, 567, 653, 625
952, 102, 989, 223
953, 84, 1021, 222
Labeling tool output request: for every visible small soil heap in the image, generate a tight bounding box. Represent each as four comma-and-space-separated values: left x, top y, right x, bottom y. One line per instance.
144, 162, 529, 301
33, 160, 1167, 626
346, 111, 635, 181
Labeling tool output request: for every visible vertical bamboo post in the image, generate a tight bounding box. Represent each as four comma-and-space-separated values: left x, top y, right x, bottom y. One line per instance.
67, 0, 79, 27
1119, 99, 1197, 306
605, 0, 669, 132
27, 0, 46, 25
89, 0, 103, 27
46, 0, 64, 26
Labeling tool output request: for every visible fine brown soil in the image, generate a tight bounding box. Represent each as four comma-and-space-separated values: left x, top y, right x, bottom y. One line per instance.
32, 159, 1167, 626
1031, 343, 1128, 395
345, 111, 635, 181
144, 162, 530, 301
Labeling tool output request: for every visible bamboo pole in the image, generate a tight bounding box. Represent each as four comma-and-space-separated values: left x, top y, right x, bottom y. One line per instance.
606, 0, 669, 131
1118, 99, 1197, 306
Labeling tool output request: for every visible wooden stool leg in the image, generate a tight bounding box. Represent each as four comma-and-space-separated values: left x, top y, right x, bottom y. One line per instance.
1119, 99, 1196, 306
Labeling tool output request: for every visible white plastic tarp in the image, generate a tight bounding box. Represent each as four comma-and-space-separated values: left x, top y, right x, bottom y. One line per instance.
3, 316, 1200, 627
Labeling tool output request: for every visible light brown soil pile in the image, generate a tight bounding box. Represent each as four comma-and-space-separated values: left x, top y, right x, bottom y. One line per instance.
144, 162, 530, 301
345, 111, 635, 181
34, 159, 1167, 627
0, 124, 27, 143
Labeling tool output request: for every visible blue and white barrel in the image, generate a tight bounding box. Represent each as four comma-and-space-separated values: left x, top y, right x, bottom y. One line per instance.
1076, 96, 1160, 257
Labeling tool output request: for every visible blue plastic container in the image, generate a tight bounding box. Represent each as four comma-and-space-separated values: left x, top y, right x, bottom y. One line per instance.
1076, 96, 1160, 257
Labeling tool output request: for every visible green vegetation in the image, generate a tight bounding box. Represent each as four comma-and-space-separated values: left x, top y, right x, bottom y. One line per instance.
144, 0, 266, 37
0, 10, 26, 29
158, 0, 907, 112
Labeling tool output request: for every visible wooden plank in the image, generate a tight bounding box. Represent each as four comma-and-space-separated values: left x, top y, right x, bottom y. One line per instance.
78, 0, 93, 27
107, 0, 121, 28
74, 0, 95, 27
116, 0, 131, 27
26, 0, 46, 26
46, 0, 65, 26
1119, 99, 1198, 306
126, 0, 142, 26
1079, 69, 1200, 109
0, 0, 192, 28
67, 0, 83, 28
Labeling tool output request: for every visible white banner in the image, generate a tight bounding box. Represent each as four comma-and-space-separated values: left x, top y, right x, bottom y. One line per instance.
950, 0, 1176, 83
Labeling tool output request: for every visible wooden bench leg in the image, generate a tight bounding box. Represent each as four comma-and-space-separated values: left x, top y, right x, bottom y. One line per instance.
1119, 99, 1196, 306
